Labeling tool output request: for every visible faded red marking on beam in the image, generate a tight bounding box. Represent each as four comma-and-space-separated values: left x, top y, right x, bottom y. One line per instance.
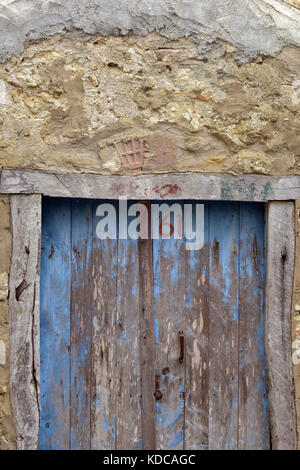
158, 184, 180, 199
109, 183, 125, 196
129, 181, 139, 193
109, 182, 180, 199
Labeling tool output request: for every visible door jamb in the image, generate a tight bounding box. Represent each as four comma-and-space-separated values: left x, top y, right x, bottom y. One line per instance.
2, 169, 298, 450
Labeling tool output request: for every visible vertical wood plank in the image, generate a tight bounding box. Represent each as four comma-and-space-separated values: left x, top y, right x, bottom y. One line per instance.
208, 202, 239, 450
138, 201, 156, 450
38, 197, 71, 449
265, 202, 297, 449
292, 201, 300, 449
238, 203, 269, 449
91, 200, 118, 450
70, 199, 93, 449
9, 194, 41, 450
153, 202, 185, 450
115, 201, 141, 449
91, 200, 142, 450
184, 203, 209, 450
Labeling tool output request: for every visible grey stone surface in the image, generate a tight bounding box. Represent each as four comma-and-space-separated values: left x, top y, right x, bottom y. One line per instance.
0, 0, 299, 62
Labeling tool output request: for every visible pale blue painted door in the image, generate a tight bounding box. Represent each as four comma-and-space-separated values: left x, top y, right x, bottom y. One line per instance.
38, 198, 268, 449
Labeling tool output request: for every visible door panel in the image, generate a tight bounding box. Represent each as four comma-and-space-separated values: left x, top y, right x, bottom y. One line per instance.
153, 202, 185, 450
39, 198, 71, 450
238, 203, 268, 449
39, 198, 269, 450
91, 200, 142, 450
71, 199, 93, 449
208, 202, 240, 449
184, 204, 209, 450
115, 219, 141, 449
91, 200, 118, 450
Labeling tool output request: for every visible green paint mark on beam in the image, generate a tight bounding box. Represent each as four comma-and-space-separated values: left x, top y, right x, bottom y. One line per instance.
221, 181, 233, 200
244, 182, 257, 200
263, 182, 274, 200
222, 179, 274, 201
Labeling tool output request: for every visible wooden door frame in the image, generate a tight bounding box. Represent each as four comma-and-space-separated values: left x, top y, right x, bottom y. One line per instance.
1, 168, 299, 450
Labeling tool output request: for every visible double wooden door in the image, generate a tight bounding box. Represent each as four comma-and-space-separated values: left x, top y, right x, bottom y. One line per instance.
39, 198, 269, 450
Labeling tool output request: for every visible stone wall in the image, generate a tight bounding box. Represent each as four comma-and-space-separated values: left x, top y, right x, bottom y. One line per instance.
0, 0, 299, 450
0, 34, 299, 176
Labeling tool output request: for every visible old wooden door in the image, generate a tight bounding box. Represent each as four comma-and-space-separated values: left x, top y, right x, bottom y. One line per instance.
38, 198, 268, 450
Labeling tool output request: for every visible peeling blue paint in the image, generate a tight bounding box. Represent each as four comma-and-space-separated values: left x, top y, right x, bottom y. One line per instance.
40, 198, 268, 450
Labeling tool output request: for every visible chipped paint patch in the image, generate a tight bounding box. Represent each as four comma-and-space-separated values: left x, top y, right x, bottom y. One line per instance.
292, 80, 300, 105
0, 79, 10, 105
0, 341, 6, 365
0, 272, 8, 301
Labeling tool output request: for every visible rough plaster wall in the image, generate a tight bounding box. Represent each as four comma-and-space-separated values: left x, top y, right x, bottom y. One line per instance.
285, 0, 300, 8
0, 0, 300, 63
0, 34, 299, 175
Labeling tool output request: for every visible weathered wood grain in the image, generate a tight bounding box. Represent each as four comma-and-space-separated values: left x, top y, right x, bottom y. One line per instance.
9, 194, 41, 450
13, 193, 296, 450
153, 202, 186, 450
208, 202, 239, 450
265, 202, 297, 450
115, 205, 141, 449
70, 200, 93, 449
38, 198, 71, 450
91, 200, 118, 450
184, 204, 209, 450
238, 203, 269, 449
138, 201, 156, 450
2, 168, 300, 201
